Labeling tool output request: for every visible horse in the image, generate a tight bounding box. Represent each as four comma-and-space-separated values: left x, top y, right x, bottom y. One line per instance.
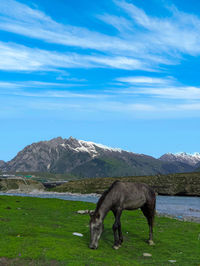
89, 181, 156, 249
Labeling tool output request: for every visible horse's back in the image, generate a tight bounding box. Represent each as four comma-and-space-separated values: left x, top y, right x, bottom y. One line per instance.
111, 181, 155, 210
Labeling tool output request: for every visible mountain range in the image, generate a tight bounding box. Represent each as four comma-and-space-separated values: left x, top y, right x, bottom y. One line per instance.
1, 137, 200, 178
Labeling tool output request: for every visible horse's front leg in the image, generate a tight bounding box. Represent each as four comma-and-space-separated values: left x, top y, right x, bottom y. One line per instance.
118, 221, 123, 246
148, 218, 154, 245
112, 209, 122, 249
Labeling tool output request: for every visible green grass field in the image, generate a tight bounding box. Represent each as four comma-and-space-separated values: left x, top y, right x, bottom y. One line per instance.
0, 195, 199, 265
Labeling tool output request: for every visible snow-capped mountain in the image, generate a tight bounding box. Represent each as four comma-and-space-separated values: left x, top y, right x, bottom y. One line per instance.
59, 137, 122, 158
159, 152, 200, 166
0, 137, 197, 177
1, 136, 158, 176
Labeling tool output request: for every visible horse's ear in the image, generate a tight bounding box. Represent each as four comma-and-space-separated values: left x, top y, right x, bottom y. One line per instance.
89, 210, 95, 217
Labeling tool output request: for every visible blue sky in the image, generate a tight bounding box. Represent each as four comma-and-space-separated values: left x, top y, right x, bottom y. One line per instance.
1, 0, 200, 161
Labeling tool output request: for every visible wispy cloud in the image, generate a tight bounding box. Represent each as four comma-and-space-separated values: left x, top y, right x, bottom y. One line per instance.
11, 90, 101, 99
0, 41, 151, 71
1, 0, 198, 73
122, 86, 200, 100
114, 0, 200, 56
0, 80, 85, 89
96, 13, 133, 32
1, 0, 200, 120
1, 0, 200, 74
0, 81, 102, 99
2, 89, 200, 120
0, 0, 138, 53
116, 76, 174, 86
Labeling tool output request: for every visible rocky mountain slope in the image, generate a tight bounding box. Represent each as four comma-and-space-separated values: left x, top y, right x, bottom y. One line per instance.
0, 137, 199, 178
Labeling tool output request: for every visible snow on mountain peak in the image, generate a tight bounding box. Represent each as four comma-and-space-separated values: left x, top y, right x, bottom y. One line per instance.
59, 138, 122, 158
175, 152, 200, 158
160, 151, 200, 166
78, 139, 122, 155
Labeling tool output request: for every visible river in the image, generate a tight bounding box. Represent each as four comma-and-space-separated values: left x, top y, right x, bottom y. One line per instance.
0, 191, 200, 221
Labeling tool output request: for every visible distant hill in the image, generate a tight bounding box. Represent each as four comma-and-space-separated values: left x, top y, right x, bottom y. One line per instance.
52, 172, 200, 196
0, 137, 199, 178
194, 161, 200, 172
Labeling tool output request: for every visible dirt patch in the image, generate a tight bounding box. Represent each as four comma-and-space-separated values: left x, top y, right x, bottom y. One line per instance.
0, 217, 10, 222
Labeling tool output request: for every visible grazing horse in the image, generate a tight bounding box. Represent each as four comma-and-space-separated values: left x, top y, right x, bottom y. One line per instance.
89, 181, 156, 249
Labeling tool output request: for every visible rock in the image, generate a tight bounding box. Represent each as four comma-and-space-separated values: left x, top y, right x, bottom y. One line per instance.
77, 210, 89, 214
73, 232, 83, 237
77, 210, 94, 215
148, 240, 155, 245
113, 245, 120, 250
143, 253, 152, 257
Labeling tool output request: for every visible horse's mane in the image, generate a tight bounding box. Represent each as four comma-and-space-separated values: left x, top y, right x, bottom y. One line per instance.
95, 180, 119, 212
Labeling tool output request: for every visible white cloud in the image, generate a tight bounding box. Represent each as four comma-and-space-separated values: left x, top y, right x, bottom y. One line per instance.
114, 0, 200, 55
0, 81, 102, 99
1, 0, 198, 72
0, 41, 150, 71
0, 0, 140, 54
12, 90, 100, 99
88, 56, 148, 70
1, 0, 200, 120
0, 81, 84, 89
97, 13, 133, 32
127, 86, 200, 100
116, 76, 173, 86
95, 100, 200, 116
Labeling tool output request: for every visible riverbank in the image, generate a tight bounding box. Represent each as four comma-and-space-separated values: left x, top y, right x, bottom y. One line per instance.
0, 195, 199, 265
156, 212, 200, 223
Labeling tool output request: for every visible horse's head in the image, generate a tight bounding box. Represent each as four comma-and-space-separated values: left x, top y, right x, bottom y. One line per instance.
89, 211, 104, 249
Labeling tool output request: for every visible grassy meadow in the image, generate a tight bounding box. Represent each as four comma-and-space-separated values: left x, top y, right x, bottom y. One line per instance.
0, 195, 199, 265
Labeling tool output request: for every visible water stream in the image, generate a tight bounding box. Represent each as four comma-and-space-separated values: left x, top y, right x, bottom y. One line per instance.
0, 191, 200, 220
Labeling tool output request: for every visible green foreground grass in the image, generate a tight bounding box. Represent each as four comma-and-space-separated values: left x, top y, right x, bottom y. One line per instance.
0, 196, 199, 265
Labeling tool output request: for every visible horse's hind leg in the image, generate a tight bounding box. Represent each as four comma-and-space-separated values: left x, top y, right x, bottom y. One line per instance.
112, 209, 123, 249
141, 203, 155, 245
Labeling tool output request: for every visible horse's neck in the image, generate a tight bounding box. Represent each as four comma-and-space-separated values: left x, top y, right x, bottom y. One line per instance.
96, 194, 112, 221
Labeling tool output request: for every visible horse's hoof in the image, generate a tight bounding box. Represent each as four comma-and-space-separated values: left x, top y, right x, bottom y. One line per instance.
148, 240, 155, 246
113, 245, 120, 250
